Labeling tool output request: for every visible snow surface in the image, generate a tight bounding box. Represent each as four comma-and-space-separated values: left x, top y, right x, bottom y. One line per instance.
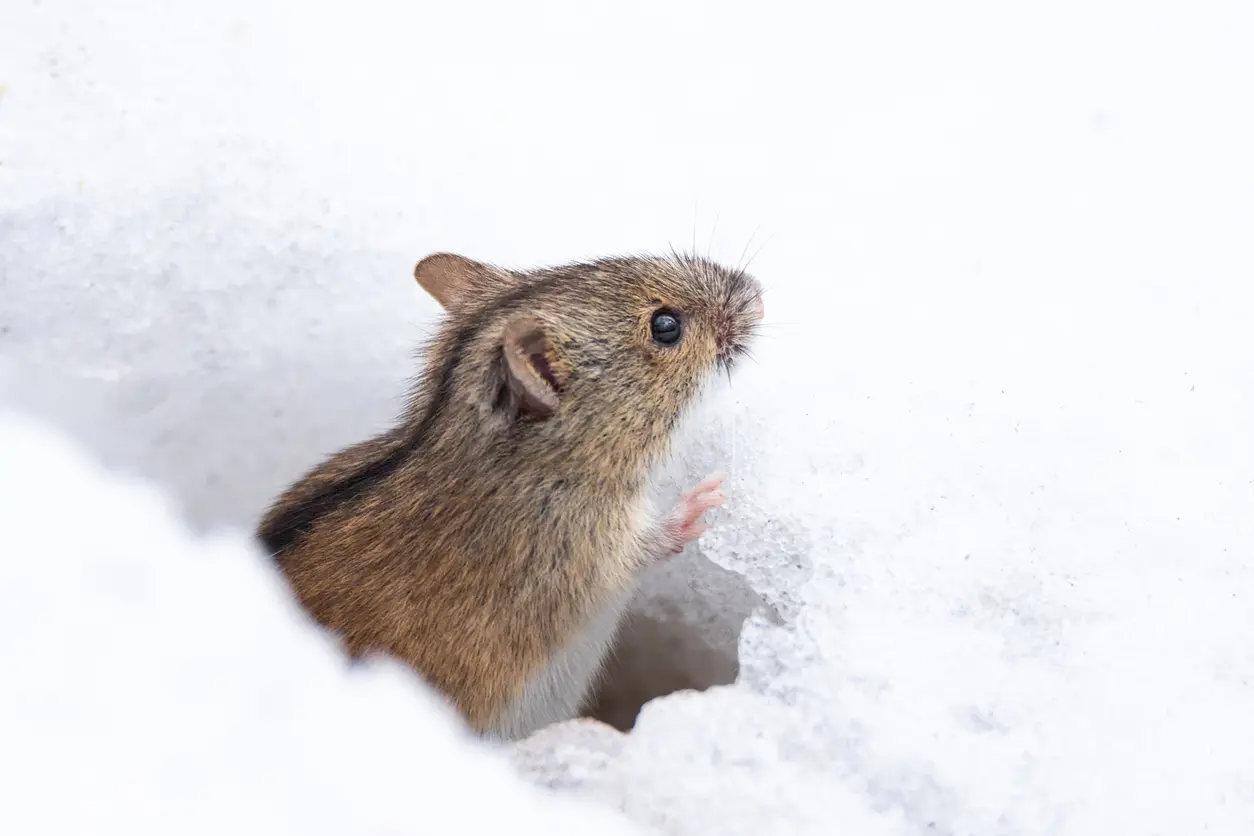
0, 409, 641, 835
3, 0, 1254, 834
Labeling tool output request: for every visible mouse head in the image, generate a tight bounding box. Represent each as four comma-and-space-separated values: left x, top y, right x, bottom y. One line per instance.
414, 251, 764, 472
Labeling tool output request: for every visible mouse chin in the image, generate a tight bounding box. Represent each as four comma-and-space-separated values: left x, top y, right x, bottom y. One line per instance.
715, 346, 750, 375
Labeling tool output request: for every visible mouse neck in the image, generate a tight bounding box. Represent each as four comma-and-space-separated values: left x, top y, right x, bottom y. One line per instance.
407, 384, 674, 484
421, 426, 659, 497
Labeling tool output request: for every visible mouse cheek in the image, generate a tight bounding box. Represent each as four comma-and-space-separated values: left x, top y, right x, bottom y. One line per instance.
714, 316, 736, 358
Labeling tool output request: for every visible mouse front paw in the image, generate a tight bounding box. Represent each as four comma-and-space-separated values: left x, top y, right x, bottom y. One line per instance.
653, 473, 726, 559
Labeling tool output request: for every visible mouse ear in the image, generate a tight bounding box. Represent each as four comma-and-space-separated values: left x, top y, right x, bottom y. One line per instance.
501, 315, 561, 420
414, 253, 495, 308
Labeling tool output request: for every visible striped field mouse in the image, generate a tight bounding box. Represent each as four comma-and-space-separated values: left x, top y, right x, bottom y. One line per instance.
258, 251, 764, 740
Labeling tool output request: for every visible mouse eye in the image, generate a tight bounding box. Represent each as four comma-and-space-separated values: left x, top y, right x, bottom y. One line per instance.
650, 309, 683, 346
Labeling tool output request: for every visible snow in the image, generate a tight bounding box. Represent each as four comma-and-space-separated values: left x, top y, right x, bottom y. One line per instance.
3, 0, 1254, 834
0, 409, 641, 835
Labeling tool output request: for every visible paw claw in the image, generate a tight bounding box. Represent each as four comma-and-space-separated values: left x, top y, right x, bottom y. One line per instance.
656, 475, 730, 558
693, 473, 725, 493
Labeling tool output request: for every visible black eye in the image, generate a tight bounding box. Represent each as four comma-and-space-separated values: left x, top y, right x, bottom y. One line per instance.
650, 310, 682, 346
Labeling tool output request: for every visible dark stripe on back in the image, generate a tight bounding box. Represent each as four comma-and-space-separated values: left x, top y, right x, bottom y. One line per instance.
259, 273, 563, 558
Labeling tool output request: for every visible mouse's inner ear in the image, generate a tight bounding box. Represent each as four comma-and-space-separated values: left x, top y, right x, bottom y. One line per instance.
414, 253, 503, 309
500, 315, 562, 421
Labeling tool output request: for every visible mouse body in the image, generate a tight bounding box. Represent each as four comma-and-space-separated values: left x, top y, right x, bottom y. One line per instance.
258, 251, 763, 740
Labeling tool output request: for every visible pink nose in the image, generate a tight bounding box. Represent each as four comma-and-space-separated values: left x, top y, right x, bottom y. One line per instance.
755, 295, 765, 321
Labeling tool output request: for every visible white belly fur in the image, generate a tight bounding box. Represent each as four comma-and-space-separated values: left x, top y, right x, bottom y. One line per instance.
486, 585, 636, 741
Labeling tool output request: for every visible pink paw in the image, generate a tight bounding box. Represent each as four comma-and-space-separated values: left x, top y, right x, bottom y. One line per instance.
658, 474, 726, 557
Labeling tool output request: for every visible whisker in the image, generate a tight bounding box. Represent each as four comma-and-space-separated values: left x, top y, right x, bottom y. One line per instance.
667, 241, 684, 266
743, 230, 777, 272
736, 223, 761, 274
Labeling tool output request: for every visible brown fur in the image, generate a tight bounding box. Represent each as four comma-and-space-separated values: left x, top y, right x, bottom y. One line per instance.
257, 252, 762, 733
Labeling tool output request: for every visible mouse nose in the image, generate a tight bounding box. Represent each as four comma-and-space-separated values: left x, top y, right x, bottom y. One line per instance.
755, 294, 765, 321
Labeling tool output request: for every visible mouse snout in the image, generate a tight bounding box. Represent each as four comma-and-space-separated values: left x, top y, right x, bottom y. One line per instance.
754, 294, 765, 321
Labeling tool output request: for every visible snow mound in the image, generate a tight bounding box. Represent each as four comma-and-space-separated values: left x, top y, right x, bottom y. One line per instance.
513, 381, 1254, 835
0, 408, 640, 836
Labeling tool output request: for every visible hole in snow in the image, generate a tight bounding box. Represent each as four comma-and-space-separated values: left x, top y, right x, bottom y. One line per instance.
579, 550, 768, 732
